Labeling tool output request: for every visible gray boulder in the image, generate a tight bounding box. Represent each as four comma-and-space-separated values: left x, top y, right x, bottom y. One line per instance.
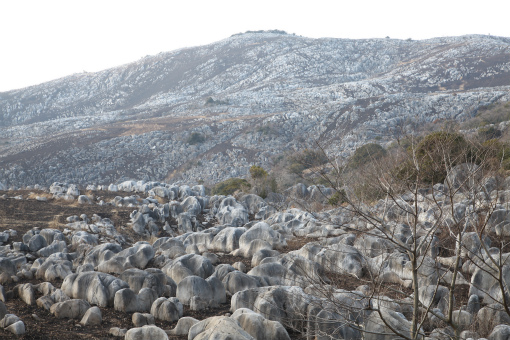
209, 227, 245, 253
162, 254, 214, 284
470, 263, 510, 304
150, 297, 183, 322
28, 234, 47, 252
444, 163, 481, 193
109, 327, 127, 337
132, 312, 155, 327
489, 325, 510, 340
13, 283, 35, 305
239, 194, 267, 215
0, 314, 20, 328
418, 285, 450, 315
176, 275, 226, 305
72, 231, 98, 246
114, 288, 158, 313
0, 258, 16, 275
231, 286, 311, 327
216, 198, 249, 227
167, 316, 199, 335
50, 299, 91, 319
291, 242, 363, 277
37, 240, 68, 257
365, 309, 418, 340
119, 268, 176, 297
211, 264, 237, 282
223, 271, 265, 295
153, 238, 186, 259
251, 249, 280, 267
83, 242, 123, 267
125, 325, 169, 340
181, 196, 202, 216
239, 222, 286, 250
0, 301, 7, 319
80, 306, 102, 326
5, 320, 25, 335
77, 195, 91, 204
476, 304, 510, 333
231, 308, 291, 340
96, 242, 154, 274
188, 316, 255, 340
61, 271, 129, 307
34, 257, 73, 281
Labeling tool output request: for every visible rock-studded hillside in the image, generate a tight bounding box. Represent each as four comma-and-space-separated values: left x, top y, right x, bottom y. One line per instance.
1, 32, 510, 187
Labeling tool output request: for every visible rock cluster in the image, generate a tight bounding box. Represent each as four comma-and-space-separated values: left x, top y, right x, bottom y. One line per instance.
2, 168, 510, 339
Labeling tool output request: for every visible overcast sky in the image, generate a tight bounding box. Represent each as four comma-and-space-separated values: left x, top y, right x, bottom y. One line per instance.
1, 0, 509, 92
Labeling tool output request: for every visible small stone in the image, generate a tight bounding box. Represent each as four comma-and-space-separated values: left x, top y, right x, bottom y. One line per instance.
6, 320, 25, 335
109, 327, 127, 337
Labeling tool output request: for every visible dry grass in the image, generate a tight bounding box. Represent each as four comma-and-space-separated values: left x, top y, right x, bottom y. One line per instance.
47, 213, 65, 230
27, 192, 53, 200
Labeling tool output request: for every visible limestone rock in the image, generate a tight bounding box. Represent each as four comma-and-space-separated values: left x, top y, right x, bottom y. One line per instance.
96, 242, 154, 274
489, 325, 510, 340
61, 271, 129, 307
188, 316, 255, 340
150, 297, 183, 322
0, 301, 7, 319
6, 320, 25, 335
132, 312, 155, 327
167, 316, 199, 335
80, 306, 102, 326
125, 325, 169, 340
162, 254, 214, 284
109, 327, 127, 337
176, 275, 226, 305
119, 268, 176, 297
231, 308, 291, 340
14, 283, 35, 305
114, 287, 158, 313
50, 299, 91, 319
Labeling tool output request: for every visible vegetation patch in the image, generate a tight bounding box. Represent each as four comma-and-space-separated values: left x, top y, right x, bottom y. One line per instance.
187, 132, 206, 145
211, 178, 251, 196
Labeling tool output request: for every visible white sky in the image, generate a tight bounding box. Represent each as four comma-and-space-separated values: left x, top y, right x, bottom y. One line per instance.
1, 0, 509, 92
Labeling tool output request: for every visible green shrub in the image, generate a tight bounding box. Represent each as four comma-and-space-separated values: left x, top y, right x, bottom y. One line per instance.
249, 165, 268, 179
211, 178, 251, 196
347, 143, 387, 169
397, 131, 472, 184
328, 189, 347, 206
204, 97, 228, 106
288, 149, 328, 174
481, 139, 510, 170
478, 126, 501, 141
187, 132, 205, 145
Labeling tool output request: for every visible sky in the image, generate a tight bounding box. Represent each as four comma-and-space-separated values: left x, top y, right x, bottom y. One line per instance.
1, 0, 509, 92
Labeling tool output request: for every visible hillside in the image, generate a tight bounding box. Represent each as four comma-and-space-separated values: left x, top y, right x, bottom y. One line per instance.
1, 32, 510, 187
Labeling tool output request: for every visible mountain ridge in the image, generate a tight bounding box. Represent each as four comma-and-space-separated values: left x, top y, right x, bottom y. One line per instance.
1, 32, 510, 187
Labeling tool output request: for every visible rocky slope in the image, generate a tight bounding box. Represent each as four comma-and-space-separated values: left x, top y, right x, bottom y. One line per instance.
1, 32, 510, 187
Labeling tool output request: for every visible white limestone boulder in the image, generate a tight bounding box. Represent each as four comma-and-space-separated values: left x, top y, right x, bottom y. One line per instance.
61, 271, 129, 307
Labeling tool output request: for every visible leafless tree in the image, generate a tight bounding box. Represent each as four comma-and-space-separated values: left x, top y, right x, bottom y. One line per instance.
276, 132, 510, 339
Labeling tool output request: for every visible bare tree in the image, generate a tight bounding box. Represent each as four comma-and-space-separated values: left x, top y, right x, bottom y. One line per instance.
276, 131, 510, 339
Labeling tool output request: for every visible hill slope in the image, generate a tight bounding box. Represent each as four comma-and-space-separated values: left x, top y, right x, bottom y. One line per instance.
1, 32, 510, 187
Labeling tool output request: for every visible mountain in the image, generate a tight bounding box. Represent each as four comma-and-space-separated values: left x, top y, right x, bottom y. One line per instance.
1, 31, 510, 188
